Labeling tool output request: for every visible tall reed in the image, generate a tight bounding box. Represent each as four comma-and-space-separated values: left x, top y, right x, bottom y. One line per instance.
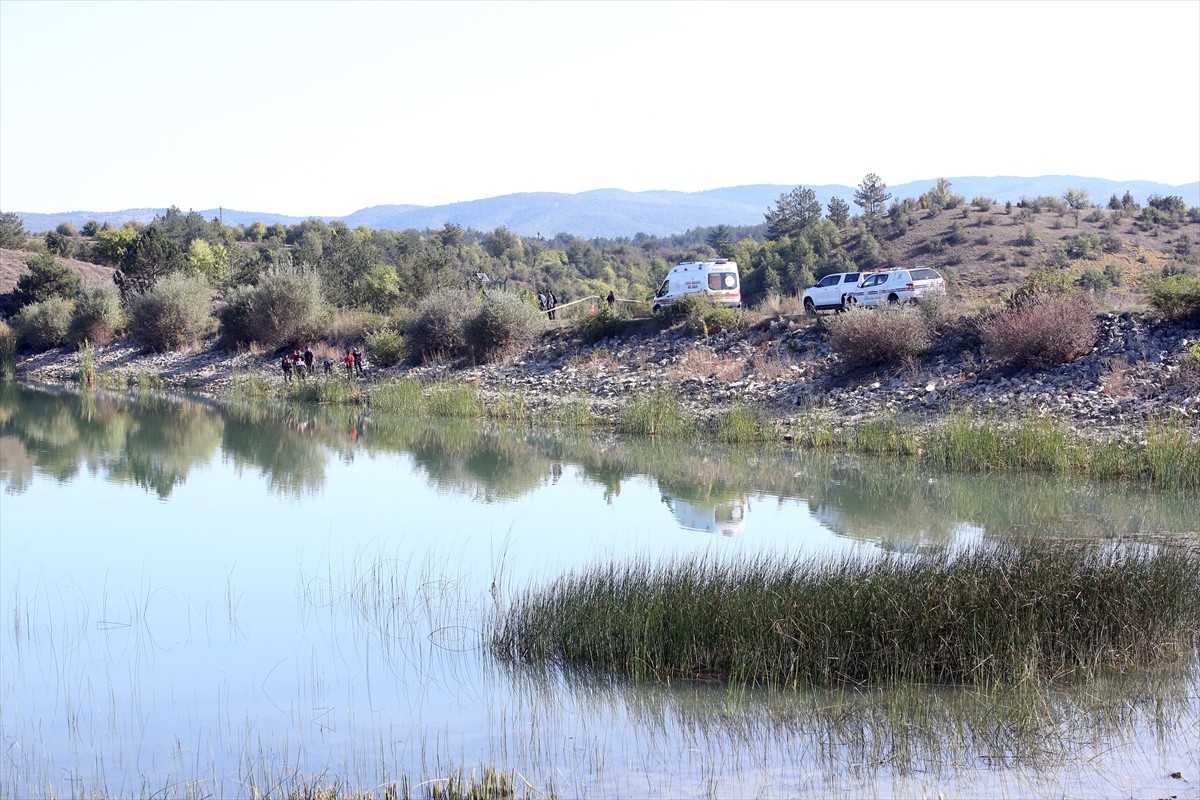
618, 389, 697, 438
492, 540, 1200, 688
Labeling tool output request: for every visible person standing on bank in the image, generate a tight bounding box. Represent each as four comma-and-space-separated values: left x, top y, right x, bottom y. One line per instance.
547, 290, 557, 320
352, 347, 363, 376
303, 345, 314, 376
607, 290, 616, 311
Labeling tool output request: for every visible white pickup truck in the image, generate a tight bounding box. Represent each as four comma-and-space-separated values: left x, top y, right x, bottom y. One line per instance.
802, 271, 863, 314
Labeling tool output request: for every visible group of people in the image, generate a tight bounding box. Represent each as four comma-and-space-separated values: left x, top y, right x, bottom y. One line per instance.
281, 345, 363, 381
281, 346, 315, 382
537, 289, 558, 320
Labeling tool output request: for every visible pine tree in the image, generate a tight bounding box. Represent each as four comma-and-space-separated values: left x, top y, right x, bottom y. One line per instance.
853, 173, 892, 220
765, 187, 822, 241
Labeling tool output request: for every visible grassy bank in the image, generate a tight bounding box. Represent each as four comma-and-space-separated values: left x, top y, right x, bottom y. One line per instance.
219, 369, 1200, 490
491, 541, 1200, 688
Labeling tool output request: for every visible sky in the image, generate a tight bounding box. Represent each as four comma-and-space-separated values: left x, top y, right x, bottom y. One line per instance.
2, 0, 1198, 217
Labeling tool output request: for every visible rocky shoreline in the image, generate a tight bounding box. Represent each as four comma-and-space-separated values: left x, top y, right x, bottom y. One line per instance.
13, 311, 1200, 443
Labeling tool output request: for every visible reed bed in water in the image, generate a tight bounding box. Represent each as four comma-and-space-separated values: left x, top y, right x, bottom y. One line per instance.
492, 541, 1200, 687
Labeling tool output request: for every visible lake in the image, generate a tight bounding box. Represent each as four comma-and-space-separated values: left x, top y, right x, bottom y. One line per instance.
2, 382, 1197, 799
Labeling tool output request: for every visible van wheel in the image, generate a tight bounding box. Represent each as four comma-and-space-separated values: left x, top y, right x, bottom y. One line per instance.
842, 295, 857, 309
803, 298, 815, 315
652, 304, 662, 317
887, 294, 900, 304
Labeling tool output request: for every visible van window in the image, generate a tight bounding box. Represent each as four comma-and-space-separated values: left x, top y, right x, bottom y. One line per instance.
842, 273, 861, 284
911, 268, 936, 280
817, 275, 840, 288
656, 280, 669, 298
708, 272, 738, 291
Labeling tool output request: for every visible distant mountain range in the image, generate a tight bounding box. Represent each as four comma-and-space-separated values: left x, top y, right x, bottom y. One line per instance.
13, 176, 1199, 239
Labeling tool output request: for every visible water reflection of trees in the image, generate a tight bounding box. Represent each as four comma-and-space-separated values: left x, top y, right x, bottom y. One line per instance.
4, 384, 1195, 545
220, 403, 330, 498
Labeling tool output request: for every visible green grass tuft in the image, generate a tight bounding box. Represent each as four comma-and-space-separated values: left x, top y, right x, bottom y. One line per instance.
493, 540, 1200, 688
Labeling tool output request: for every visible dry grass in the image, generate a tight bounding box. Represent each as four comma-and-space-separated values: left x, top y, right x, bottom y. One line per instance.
750, 292, 807, 319
1101, 357, 1131, 398
665, 346, 745, 381
569, 347, 621, 375
745, 347, 800, 380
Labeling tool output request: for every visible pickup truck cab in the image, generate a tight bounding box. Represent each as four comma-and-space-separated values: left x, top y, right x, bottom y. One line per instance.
845, 267, 946, 307
802, 271, 863, 314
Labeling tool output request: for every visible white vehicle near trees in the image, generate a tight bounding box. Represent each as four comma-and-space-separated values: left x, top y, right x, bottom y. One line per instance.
802, 271, 863, 314
844, 267, 946, 307
652, 259, 741, 314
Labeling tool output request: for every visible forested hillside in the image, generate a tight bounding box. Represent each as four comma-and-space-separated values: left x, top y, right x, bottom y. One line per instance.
1, 175, 1197, 360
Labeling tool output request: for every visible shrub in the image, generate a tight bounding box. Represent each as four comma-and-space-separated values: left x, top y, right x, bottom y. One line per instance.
660, 294, 739, 336
127, 272, 214, 352
13, 296, 73, 351
0, 211, 26, 248
979, 294, 1097, 368
463, 290, 543, 363
218, 267, 325, 348
406, 288, 473, 363
69, 280, 122, 345
578, 302, 622, 344
1076, 269, 1111, 293
1016, 226, 1038, 246
824, 304, 932, 370
365, 326, 405, 367
14, 252, 81, 308
1142, 274, 1200, 320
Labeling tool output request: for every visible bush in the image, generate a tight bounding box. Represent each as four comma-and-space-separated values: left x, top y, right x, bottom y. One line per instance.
365, 326, 405, 368
1008, 266, 1074, 308
979, 294, 1097, 369
1142, 274, 1200, 320
128, 273, 214, 352
406, 288, 473, 363
659, 294, 739, 337
463, 290, 543, 363
14, 252, 81, 308
69, 280, 122, 345
824, 304, 932, 370
13, 296, 73, 351
218, 267, 325, 348
0, 211, 26, 248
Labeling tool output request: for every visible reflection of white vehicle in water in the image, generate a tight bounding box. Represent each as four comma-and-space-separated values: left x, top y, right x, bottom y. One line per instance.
662, 494, 746, 536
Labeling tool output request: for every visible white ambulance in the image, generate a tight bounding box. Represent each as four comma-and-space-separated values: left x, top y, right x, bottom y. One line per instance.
652, 259, 741, 314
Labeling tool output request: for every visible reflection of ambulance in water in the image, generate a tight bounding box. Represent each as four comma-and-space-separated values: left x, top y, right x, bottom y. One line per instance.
652, 259, 741, 314
662, 494, 747, 536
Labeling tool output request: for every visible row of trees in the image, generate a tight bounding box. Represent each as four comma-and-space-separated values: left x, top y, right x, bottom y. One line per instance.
3, 171, 1196, 359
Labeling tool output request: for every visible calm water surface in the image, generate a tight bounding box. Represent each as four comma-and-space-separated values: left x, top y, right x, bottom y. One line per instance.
1, 383, 1197, 798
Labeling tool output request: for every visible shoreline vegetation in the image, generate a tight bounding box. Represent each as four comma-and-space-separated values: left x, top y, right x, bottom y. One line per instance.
490, 541, 1200, 688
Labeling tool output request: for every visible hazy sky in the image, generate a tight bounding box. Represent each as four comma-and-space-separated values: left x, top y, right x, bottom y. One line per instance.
2, 0, 1197, 216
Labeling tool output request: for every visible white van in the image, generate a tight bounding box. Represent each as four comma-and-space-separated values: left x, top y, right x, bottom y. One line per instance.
652, 259, 741, 314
